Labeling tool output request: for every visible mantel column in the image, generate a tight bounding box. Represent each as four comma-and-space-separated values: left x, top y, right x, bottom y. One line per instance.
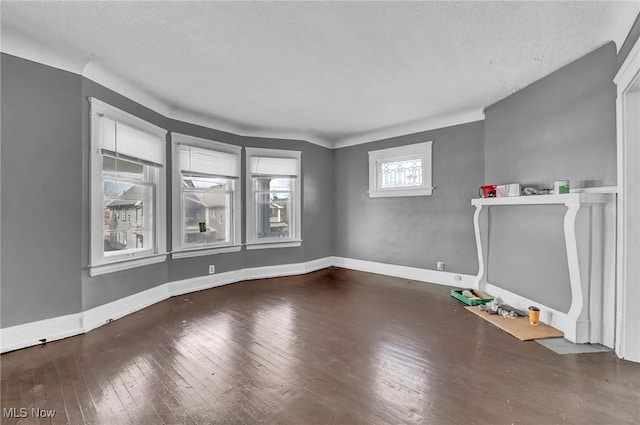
563, 202, 589, 343
473, 204, 488, 292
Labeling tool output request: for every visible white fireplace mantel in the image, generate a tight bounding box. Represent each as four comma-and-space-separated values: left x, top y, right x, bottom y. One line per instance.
472, 192, 616, 344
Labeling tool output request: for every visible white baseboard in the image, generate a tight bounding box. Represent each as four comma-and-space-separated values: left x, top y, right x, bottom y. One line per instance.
484, 283, 573, 340
0, 313, 83, 354
332, 257, 477, 287
83, 284, 169, 332
1, 255, 473, 353
243, 262, 304, 280
168, 270, 243, 297
168, 256, 335, 297
304, 256, 335, 273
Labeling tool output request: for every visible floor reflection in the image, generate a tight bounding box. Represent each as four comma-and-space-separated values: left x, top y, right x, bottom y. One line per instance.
372, 336, 432, 422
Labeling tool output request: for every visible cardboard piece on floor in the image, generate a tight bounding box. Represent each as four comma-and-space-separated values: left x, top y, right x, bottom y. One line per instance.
464, 306, 564, 341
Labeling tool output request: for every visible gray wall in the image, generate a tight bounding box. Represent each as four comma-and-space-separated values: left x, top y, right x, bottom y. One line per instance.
1, 54, 83, 327
333, 121, 484, 275
486, 206, 571, 312
484, 42, 617, 188
483, 43, 617, 311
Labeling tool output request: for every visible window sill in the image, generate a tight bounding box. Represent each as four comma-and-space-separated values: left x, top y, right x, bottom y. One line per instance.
369, 187, 433, 198
89, 254, 167, 276
245, 240, 302, 250
171, 245, 242, 259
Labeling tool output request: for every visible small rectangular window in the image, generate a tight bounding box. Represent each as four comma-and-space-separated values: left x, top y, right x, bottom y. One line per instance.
246, 148, 301, 249
368, 141, 433, 197
378, 158, 423, 189
171, 134, 241, 258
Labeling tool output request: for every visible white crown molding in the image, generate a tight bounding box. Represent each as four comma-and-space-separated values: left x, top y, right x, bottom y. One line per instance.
82, 61, 173, 118
85, 65, 336, 148
2, 29, 484, 150
168, 107, 336, 149
332, 107, 486, 149
614, 34, 640, 86
0, 26, 85, 75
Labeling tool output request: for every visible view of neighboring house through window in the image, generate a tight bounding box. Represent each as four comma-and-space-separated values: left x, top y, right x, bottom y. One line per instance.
171, 134, 241, 257
103, 155, 150, 252
368, 141, 433, 198
89, 98, 167, 276
254, 176, 292, 238
246, 148, 301, 249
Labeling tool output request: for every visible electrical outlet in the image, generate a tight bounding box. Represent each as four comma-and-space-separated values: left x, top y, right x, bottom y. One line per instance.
454, 274, 462, 281
437, 261, 445, 271
208, 265, 215, 274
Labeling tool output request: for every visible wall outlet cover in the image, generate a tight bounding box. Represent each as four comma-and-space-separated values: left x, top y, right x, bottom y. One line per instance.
437, 261, 445, 271
208, 265, 215, 274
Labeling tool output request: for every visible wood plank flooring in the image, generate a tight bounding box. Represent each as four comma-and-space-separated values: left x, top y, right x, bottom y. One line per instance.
1, 267, 639, 424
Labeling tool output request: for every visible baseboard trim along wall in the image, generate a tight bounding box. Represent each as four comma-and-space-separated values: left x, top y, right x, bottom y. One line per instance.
0, 313, 84, 354
332, 257, 477, 287
0, 256, 475, 353
484, 283, 573, 341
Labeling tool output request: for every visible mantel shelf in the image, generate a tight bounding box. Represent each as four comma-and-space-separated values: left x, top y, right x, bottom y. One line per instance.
471, 189, 616, 344
471, 193, 612, 207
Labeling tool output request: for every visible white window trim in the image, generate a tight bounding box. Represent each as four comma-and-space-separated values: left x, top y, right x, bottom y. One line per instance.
171, 133, 242, 259
245, 240, 302, 250
89, 254, 167, 276
368, 141, 433, 198
171, 245, 242, 259
88, 98, 167, 276
245, 147, 302, 249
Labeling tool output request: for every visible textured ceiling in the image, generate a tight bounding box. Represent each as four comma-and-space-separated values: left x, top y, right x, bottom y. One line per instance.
2, 1, 638, 147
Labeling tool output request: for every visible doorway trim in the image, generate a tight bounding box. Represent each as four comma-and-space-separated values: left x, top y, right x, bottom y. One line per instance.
614, 36, 640, 362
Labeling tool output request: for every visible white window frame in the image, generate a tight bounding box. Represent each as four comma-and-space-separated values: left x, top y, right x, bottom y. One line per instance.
245, 147, 302, 250
368, 141, 433, 198
88, 98, 167, 276
171, 133, 242, 259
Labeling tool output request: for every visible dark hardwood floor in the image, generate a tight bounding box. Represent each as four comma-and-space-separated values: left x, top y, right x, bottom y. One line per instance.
1, 267, 639, 424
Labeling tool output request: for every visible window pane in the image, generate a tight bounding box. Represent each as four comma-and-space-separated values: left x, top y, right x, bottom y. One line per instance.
103, 180, 152, 252
255, 192, 291, 239
379, 158, 423, 188
253, 177, 293, 239
267, 178, 292, 191
183, 189, 232, 246
182, 175, 229, 191
103, 156, 144, 179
